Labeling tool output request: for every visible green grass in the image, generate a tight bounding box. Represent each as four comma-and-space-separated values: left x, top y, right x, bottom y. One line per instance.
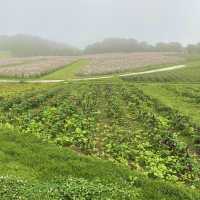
40, 59, 89, 80
0, 83, 57, 98
1, 81, 200, 185
0, 127, 199, 200
138, 83, 200, 125
123, 60, 200, 83
0, 51, 11, 58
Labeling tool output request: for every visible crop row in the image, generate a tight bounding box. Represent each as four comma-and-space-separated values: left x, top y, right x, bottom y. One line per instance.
0, 83, 199, 186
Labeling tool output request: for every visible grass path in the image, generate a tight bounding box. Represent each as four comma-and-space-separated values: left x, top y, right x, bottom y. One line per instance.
40, 59, 89, 80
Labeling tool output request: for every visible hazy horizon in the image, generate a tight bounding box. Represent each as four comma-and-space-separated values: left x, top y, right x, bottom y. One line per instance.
1, 0, 200, 48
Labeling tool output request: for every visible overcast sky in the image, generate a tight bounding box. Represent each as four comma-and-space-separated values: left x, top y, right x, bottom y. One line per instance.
0, 0, 200, 48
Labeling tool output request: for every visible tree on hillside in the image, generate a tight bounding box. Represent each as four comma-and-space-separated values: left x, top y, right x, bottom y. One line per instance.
155, 42, 183, 52
186, 43, 200, 54
84, 38, 184, 54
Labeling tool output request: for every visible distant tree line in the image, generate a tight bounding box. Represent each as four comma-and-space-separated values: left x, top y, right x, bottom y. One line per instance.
84, 38, 200, 55
84, 38, 185, 54
186, 43, 200, 54
0, 35, 200, 57
0, 34, 81, 57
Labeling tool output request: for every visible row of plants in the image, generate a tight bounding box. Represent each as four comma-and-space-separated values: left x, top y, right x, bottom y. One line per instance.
0, 82, 200, 186
120, 85, 200, 184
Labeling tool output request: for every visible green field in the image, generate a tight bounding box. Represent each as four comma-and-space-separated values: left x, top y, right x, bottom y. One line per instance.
137, 83, 200, 125
0, 79, 200, 199
123, 60, 200, 83
1, 128, 199, 200
1, 57, 200, 199
37, 59, 89, 80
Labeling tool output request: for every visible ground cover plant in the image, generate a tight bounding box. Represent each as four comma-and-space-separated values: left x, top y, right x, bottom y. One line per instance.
0, 128, 199, 200
0, 81, 200, 188
0, 83, 57, 98
0, 57, 200, 199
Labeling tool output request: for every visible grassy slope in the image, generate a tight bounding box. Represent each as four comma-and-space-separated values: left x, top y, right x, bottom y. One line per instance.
40, 59, 89, 80
123, 60, 200, 83
1, 57, 200, 199
138, 83, 200, 125
1, 81, 200, 180
0, 128, 199, 200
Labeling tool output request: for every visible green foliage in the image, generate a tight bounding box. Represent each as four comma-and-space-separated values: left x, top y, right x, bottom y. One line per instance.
1, 82, 200, 187
0, 129, 199, 200
0, 176, 139, 200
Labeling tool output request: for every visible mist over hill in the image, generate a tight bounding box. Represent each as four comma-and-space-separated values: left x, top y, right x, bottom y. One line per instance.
84, 38, 185, 54
0, 34, 80, 57
0, 35, 200, 57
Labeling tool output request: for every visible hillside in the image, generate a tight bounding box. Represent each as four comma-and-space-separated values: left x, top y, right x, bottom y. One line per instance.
0, 81, 200, 199
1, 78, 200, 199
0, 35, 80, 57
0, 55, 200, 199
1, 128, 199, 200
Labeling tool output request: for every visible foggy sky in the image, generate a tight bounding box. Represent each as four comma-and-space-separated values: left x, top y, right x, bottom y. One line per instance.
0, 0, 200, 48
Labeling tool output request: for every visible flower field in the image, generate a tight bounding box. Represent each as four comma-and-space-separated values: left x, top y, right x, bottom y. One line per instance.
78, 52, 185, 76
0, 56, 79, 77
0, 52, 185, 79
